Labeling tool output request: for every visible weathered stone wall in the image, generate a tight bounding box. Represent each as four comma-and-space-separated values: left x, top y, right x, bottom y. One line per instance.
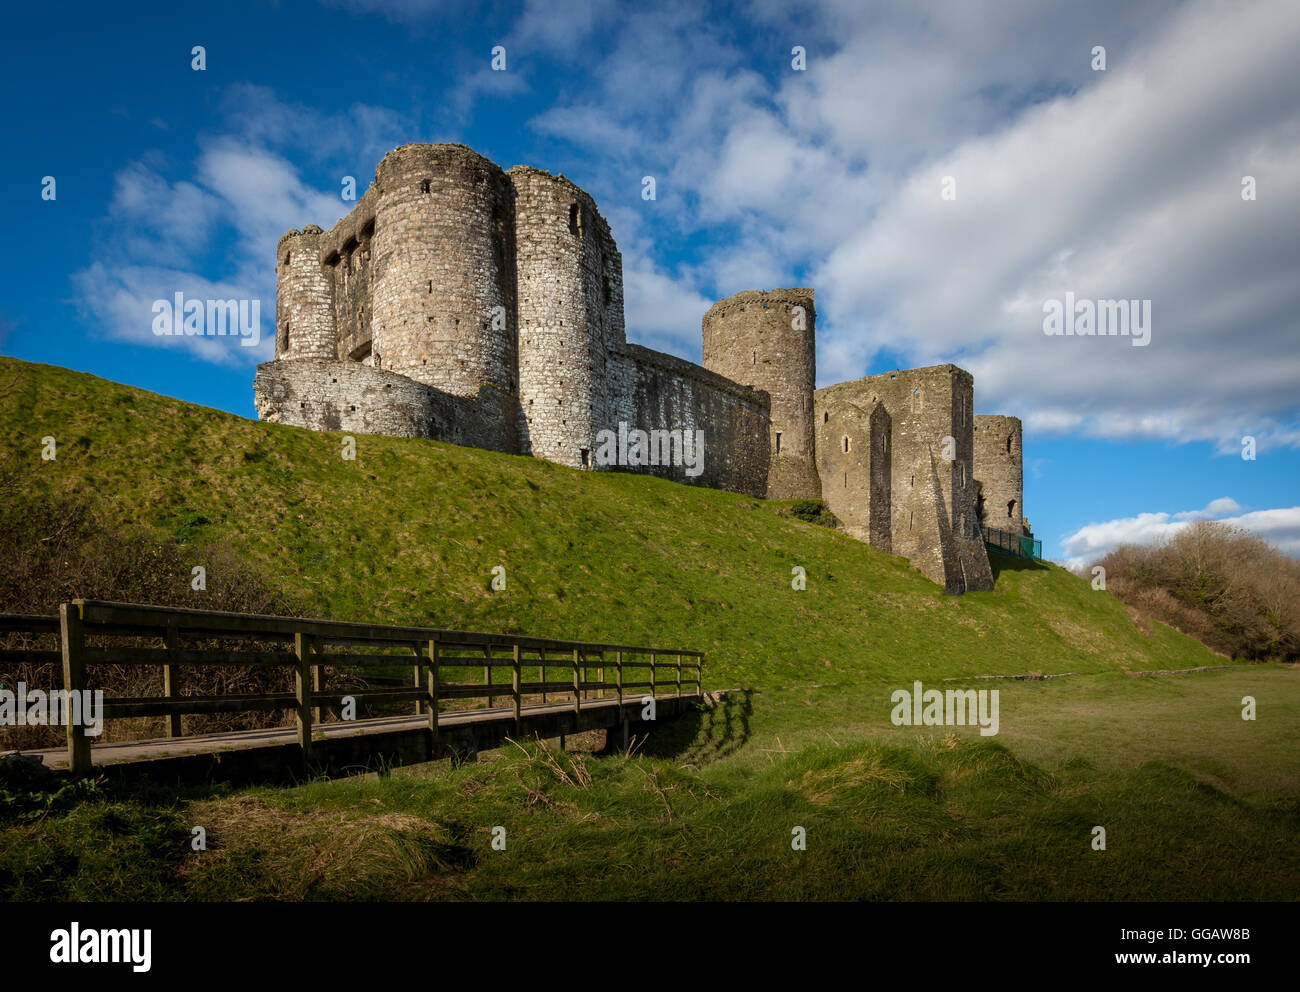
275, 226, 336, 360
814, 395, 891, 548
511, 167, 616, 468
320, 186, 378, 363
253, 359, 518, 452
701, 289, 820, 500
369, 144, 518, 451
254, 359, 437, 437
973, 414, 1024, 534
815, 365, 992, 593
607, 344, 770, 497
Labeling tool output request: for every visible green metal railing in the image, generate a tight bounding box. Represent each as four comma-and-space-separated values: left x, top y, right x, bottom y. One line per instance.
983, 525, 1042, 560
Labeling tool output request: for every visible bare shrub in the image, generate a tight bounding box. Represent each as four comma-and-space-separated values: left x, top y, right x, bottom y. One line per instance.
1093, 521, 1300, 662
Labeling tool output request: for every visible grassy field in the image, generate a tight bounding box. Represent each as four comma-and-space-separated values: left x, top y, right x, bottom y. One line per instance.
3, 669, 1294, 901
0, 356, 1295, 901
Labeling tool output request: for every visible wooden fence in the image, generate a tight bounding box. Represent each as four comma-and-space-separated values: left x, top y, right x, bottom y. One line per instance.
0, 600, 704, 775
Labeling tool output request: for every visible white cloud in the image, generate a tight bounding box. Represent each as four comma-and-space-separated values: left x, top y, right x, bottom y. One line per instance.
814, 0, 1300, 452
621, 258, 715, 358
73, 96, 373, 366
71, 262, 274, 366
1059, 497, 1300, 569
1173, 497, 1241, 521
526, 0, 1300, 453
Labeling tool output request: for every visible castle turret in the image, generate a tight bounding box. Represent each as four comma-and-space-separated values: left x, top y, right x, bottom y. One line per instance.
701, 289, 820, 500
974, 415, 1024, 533
509, 167, 619, 469
275, 225, 336, 360
370, 144, 517, 402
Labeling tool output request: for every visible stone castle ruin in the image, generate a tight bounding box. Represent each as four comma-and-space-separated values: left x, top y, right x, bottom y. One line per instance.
254, 143, 1033, 594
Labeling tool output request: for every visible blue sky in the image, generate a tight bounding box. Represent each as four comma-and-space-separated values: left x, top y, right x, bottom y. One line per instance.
3, 0, 1297, 566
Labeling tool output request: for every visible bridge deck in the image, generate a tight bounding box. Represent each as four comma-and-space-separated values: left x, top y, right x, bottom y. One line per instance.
27, 692, 703, 781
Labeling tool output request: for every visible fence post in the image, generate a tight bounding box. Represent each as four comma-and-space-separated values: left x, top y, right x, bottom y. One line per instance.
427, 637, 440, 735
676, 653, 682, 697
512, 644, 522, 733
294, 631, 314, 764
412, 643, 424, 716
59, 602, 92, 776
617, 650, 626, 750
311, 639, 322, 726
484, 644, 492, 709
572, 648, 581, 717
540, 648, 547, 704
163, 623, 182, 738
649, 651, 656, 700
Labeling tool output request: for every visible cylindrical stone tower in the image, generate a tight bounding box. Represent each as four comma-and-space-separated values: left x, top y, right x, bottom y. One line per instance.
510, 166, 612, 469
973, 415, 1024, 532
701, 289, 820, 500
370, 144, 516, 398
274, 225, 336, 360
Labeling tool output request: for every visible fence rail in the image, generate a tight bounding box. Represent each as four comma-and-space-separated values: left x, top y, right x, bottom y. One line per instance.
0, 600, 705, 775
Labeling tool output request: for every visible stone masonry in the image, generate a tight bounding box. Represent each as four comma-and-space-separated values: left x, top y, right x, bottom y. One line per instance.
255, 142, 1034, 593
816, 366, 994, 594
973, 415, 1028, 535
702, 289, 820, 500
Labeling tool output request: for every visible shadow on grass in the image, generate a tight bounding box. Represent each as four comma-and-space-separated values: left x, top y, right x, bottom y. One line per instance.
989, 549, 1049, 581
637, 688, 754, 763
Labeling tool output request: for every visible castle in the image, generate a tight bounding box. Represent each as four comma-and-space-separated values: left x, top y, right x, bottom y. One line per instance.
254, 143, 1033, 594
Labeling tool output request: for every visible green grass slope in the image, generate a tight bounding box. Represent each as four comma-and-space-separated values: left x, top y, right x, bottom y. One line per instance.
6, 669, 1296, 900
0, 355, 1221, 688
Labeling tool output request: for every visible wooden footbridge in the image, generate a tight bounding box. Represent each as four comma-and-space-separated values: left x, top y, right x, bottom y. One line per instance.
0, 601, 705, 783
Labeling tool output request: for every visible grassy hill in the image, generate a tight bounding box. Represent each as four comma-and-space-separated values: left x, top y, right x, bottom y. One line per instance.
0, 355, 1219, 687
4, 355, 1295, 902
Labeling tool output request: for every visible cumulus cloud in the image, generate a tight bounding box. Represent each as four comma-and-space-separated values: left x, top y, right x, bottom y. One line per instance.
73, 94, 387, 366
621, 260, 716, 358
805, 0, 1300, 454
525, 0, 1300, 454
72, 262, 275, 366
1059, 498, 1300, 569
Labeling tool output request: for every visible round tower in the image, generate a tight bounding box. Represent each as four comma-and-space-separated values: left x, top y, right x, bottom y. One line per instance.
370, 144, 516, 399
973, 415, 1024, 533
701, 289, 820, 500
509, 166, 612, 469
275, 225, 336, 360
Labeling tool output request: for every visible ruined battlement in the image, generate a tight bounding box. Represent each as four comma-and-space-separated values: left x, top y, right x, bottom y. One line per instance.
702, 288, 818, 500
255, 142, 1032, 593
974, 415, 1025, 534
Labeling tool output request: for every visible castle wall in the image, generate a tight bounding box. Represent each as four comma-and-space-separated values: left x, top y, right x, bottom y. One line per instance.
701, 289, 820, 501
369, 144, 518, 450
510, 167, 617, 468
253, 360, 517, 452
607, 343, 770, 497
816, 365, 992, 593
275, 227, 336, 360
814, 396, 891, 548
320, 187, 378, 363
254, 360, 438, 438
973, 415, 1024, 534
